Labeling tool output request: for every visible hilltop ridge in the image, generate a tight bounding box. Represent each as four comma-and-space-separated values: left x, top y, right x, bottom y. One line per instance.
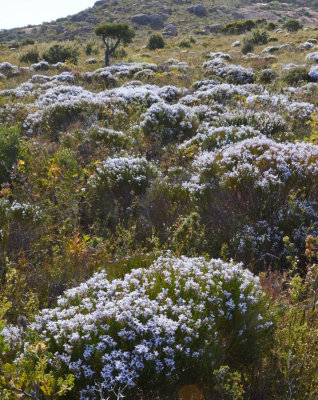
1, 0, 318, 43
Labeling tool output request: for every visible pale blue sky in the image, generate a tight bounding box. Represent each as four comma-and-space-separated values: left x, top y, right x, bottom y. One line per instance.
0, 0, 94, 30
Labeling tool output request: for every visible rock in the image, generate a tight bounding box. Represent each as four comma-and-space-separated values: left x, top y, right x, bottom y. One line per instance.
232, 40, 241, 47
206, 24, 222, 33
149, 14, 166, 28
86, 58, 98, 64
280, 42, 295, 51
163, 23, 178, 37
306, 52, 318, 62
55, 25, 64, 34
70, 12, 89, 22
0, 72, 6, 81
31, 61, 50, 71
262, 46, 279, 53
309, 65, 318, 79
161, 6, 172, 15
94, 0, 107, 6
187, 4, 208, 17
298, 42, 314, 51
131, 14, 150, 25
308, 39, 318, 44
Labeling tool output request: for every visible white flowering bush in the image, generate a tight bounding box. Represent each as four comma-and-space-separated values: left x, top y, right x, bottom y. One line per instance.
180, 125, 263, 151
87, 125, 130, 149
203, 59, 254, 84
186, 138, 318, 267
23, 255, 271, 399
140, 102, 199, 145
219, 110, 287, 136
88, 157, 156, 213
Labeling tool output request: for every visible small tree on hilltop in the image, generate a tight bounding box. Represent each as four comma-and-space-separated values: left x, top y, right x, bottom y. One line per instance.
95, 23, 135, 67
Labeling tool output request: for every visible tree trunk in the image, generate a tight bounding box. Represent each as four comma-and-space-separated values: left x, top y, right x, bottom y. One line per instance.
105, 47, 110, 67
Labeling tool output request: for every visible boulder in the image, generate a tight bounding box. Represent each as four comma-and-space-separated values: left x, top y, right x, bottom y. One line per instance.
70, 12, 88, 22
306, 52, 318, 62
55, 25, 64, 34
86, 58, 98, 64
309, 65, 318, 79
163, 23, 178, 37
206, 24, 221, 33
149, 14, 166, 28
187, 4, 208, 17
298, 42, 314, 51
131, 14, 151, 25
94, 0, 107, 6
232, 40, 241, 47
161, 6, 172, 15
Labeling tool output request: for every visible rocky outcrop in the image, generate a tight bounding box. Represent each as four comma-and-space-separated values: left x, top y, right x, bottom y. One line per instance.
187, 4, 208, 17
131, 14, 151, 25
206, 24, 221, 33
163, 23, 178, 37
161, 6, 172, 15
149, 14, 166, 28
94, 0, 107, 6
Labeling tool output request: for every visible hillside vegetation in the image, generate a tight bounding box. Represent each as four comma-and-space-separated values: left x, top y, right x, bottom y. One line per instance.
0, 10, 318, 400
2, 0, 318, 43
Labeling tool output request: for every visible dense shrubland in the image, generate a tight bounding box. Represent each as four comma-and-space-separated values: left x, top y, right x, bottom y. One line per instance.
0, 17, 318, 400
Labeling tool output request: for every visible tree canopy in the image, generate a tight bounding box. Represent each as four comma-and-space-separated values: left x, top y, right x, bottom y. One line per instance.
95, 23, 135, 66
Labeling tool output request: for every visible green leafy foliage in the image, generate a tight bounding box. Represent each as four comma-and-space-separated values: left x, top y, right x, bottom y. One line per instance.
147, 34, 165, 50
42, 44, 79, 64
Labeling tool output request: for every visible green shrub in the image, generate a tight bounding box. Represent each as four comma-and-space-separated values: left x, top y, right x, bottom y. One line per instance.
85, 42, 93, 55
283, 19, 303, 32
282, 67, 310, 85
257, 68, 278, 84
178, 39, 192, 48
42, 44, 79, 65
0, 125, 21, 184
22, 38, 35, 46
113, 47, 128, 59
266, 22, 277, 31
242, 40, 254, 54
20, 48, 39, 64
245, 29, 269, 45
147, 33, 165, 50
220, 18, 266, 35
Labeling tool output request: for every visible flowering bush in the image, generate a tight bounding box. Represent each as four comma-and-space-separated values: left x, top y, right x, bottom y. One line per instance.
140, 102, 199, 145
186, 138, 318, 267
219, 110, 286, 136
20, 255, 272, 399
180, 125, 263, 151
88, 156, 156, 217
203, 59, 254, 84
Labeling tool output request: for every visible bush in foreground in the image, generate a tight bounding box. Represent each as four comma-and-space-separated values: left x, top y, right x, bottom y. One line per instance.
6, 255, 272, 399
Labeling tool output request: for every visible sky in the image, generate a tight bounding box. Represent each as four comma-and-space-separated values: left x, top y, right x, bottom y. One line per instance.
0, 0, 94, 30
